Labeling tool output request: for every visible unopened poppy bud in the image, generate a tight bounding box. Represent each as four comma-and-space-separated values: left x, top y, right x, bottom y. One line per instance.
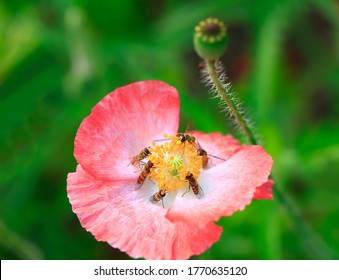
194, 17, 228, 61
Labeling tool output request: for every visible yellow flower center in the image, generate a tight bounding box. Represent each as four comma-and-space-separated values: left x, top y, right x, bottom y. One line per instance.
148, 134, 202, 192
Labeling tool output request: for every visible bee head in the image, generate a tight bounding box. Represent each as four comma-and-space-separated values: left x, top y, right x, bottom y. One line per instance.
160, 189, 167, 197
185, 172, 193, 180
198, 148, 207, 156
176, 133, 185, 142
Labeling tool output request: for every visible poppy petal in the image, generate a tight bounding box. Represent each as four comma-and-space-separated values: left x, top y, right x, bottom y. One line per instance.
192, 131, 242, 160
74, 81, 180, 181
192, 131, 244, 169
253, 179, 274, 200
67, 165, 222, 260
166, 145, 273, 226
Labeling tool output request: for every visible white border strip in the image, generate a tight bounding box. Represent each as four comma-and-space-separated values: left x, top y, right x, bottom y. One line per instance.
1, 260, 339, 280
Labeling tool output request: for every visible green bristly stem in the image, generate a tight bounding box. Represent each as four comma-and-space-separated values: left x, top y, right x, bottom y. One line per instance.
204, 59, 338, 259
205, 61, 257, 145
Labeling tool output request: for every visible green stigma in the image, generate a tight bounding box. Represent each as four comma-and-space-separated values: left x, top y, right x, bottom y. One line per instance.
166, 155, 183, 175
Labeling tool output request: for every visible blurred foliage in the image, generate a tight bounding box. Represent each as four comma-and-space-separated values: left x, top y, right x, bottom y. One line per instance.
0, 0, 338, 260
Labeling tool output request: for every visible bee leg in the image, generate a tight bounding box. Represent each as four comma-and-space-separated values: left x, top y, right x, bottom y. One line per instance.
137, 161, 144, 169
208, 158, 216, 167
209, 155, 227, 166
149, 178, 156, 185
161, 199, 165, 209
138, 161, 147, 168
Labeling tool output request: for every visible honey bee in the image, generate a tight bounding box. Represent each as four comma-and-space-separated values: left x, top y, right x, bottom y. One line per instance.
149, 189, 167, 208
196, 142, 226, 169
155, 133, 196, 145
197, 147, 208, 168
176, 133, 196, 144
136, 160, 153, 190
130, 147, 151, 166
176, 119, 197, 145
185, 172, 204, 199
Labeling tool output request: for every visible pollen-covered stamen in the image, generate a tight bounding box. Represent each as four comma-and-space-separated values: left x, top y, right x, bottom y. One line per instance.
148, 134, 202, 193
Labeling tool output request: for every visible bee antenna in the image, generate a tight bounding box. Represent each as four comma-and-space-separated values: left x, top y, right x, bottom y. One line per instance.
209, 154, 226, 161
154, 138, 169, 142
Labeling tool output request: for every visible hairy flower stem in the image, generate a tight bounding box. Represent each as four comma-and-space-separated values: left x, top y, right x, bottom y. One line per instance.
203, 59, 338, 259
205, 60, 257, 144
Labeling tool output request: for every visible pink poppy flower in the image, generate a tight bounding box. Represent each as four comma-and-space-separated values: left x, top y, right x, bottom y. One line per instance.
67, 80, 273, 260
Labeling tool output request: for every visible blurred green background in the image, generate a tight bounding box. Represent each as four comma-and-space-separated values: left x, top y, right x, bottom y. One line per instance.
1, 0, 338, 260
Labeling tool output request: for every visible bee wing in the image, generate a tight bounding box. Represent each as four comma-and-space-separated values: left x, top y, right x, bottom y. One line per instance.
135, 181, 144, 191
185, 119, 194, 133
195, 140, 208, 152
128, 156, 138, 166
150, 191, 167, 208
132, 162, 145, 173
195, 182, 204, 199
149, 194, 158, 204
186, 139, 198, 150
129, 147, 151, 166
135, 169, 146, 191
128, 152, 141, 166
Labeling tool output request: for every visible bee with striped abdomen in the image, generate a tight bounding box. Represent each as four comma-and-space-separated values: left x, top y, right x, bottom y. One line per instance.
197, 146, 208, 168
176, 133, 196, 145
196, 142, 226, 169
136, 160, 153, 190
149, 189, 167, 208
185, 172, 204, 199
130, 147, 151, 167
